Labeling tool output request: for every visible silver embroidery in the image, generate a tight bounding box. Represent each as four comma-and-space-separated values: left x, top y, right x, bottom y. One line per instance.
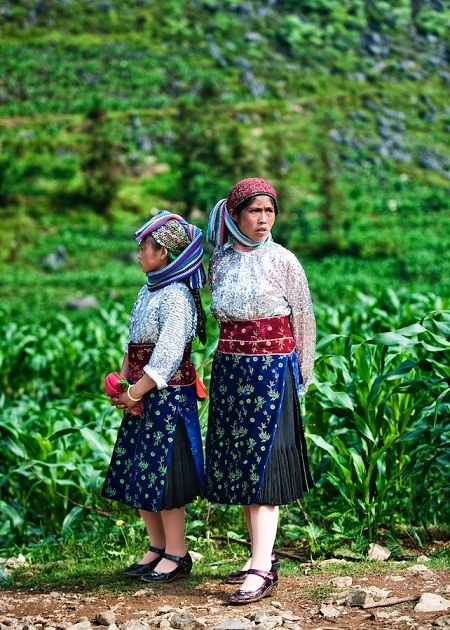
126, 283, 197, 385
209, 242, 316, 394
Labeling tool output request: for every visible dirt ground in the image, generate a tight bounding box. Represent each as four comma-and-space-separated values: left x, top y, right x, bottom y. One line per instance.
2, 564, 450, 630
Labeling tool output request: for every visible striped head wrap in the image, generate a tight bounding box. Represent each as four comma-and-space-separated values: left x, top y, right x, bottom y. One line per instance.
152, 220, 190, 260
207, 177, 278, 248
135, 211, 207, 292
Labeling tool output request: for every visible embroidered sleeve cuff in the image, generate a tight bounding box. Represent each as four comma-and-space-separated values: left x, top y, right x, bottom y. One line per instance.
143, 366, 168, 390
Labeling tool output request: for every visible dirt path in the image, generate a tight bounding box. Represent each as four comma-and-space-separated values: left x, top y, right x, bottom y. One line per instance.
2, 565, 450, 629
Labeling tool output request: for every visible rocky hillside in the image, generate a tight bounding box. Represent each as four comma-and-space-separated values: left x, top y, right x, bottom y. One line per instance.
0, 0, 449, 302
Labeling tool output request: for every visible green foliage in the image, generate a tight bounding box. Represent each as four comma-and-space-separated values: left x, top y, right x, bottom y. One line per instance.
301, 291, 450, 549
278, 1, 367, 58
1, 0, 450, 559
1, 290, 449, 555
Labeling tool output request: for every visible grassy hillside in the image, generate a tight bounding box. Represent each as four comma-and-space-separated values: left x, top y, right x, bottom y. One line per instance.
0, 0, 449, 322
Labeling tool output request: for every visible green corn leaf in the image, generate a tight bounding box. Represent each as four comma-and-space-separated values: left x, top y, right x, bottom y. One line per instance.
352, 412, 376, 442
48, 427, 81, 442
80, 427, 112, 463
317, 382, 354, 410
0, 501, 23, 529
61, 506, 84, 536
396, 323, 428, 336
315, 333, 344, 351
368, 360, 417, 404
349, 448, 367, 485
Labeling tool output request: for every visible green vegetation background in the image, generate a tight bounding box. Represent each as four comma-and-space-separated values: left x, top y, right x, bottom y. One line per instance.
1, 0, 449, 573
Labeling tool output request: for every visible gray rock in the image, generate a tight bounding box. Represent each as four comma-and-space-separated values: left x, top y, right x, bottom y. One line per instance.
132, 588, 154, 597
251, 606, 280, 623
415, 593, 450, 613
434, 616, 450, 627
96, 612, 116, 627
212, 620, 252, 630
330, 576, 353, 588
122, 622, 151, 630
320, 603, 340, 618
407, 564, 437, 577
170, 612, 196, 628
42, 246, 67, 272
345, 586, 390, 607
69, 623, 92, 630
65, 295, 99, 310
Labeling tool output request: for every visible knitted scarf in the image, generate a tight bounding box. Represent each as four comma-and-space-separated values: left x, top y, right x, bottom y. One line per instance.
135, 211, 207, 292
206, 199, 272, 248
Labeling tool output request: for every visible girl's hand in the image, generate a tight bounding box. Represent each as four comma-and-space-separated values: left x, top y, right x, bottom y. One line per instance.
111, 391, 139, 412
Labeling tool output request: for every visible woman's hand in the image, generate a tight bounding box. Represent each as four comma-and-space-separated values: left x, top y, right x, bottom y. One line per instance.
111, 391, 140, 413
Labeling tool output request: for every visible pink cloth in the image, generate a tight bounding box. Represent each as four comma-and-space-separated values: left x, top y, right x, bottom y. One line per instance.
104, 372, 144, 416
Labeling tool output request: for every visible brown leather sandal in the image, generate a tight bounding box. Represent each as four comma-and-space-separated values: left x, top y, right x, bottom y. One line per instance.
228, 568, 279, 605
224, 552, 280, 585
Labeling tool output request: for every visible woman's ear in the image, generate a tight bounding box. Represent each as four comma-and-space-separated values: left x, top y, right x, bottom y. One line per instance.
160, 246, 169, 260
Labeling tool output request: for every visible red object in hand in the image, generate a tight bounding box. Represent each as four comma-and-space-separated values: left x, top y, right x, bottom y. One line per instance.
104, 372, 144, 416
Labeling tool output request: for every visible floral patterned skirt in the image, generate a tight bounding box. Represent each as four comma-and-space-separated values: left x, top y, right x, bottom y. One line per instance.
205, 351, 314, 505
101, 385, 204, 512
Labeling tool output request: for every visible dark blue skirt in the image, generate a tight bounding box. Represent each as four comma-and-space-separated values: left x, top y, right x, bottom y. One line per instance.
102, 384, 204, 512
205, 352, 314, 505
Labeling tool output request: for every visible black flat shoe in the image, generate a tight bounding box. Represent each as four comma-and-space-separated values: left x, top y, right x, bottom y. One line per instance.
140, 551, 192, 583
124, 545, 165, 577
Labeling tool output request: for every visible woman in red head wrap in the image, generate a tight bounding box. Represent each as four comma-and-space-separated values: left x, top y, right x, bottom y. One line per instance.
206, 178, 316, 604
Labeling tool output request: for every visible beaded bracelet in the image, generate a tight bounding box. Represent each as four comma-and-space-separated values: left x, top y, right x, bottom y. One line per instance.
127, 385, 142, 402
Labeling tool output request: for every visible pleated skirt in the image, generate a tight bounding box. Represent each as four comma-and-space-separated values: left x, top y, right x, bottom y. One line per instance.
161, 419, 202, 510
256, 365, 314, 505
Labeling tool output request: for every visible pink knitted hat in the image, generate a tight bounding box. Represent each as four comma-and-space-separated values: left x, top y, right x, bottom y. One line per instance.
226, 177, 278, 214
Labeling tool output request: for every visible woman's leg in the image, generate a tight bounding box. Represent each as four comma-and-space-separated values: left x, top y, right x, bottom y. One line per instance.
238, 505, 253, 571
240, 504, 279, 591
151, 507, 187, 573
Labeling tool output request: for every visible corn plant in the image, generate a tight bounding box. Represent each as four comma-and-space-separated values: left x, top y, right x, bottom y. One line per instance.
305, 302, 450, 540
1, 293, 449, 551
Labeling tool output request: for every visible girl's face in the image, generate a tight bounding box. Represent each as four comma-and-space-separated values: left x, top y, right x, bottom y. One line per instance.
137, 236, 168, 273
230, 195, 276, 242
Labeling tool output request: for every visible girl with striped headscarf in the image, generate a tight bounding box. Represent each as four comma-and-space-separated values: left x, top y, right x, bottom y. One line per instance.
102, 211, 206, 584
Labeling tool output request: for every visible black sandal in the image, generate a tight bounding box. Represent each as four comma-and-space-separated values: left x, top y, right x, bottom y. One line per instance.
124, 545, 165, 577
140, 551, 193, 583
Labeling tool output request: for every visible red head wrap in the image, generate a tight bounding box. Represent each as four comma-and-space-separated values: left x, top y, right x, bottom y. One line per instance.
226, 177, 278, 214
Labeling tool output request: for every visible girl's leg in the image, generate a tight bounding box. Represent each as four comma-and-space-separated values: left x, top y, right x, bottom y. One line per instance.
240, 504, 279, 591
137, 509, 166, 564
151, 506, 187, 573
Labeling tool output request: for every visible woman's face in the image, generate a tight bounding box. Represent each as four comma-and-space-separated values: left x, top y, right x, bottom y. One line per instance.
230, 195, 276, 242
138, 236, 168, 273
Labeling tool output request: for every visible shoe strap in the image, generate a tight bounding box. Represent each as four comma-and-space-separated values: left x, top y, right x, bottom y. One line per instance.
149, 545, 165, 555
247, 568, 276, 581
164, 551, 191, 566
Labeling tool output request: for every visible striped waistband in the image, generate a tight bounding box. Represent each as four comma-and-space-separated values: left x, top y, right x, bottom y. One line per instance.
218, 316, 295, 355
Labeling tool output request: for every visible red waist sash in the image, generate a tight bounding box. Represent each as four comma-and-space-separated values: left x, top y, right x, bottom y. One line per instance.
128, 343, 196, 386
218, 316, 296, 355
